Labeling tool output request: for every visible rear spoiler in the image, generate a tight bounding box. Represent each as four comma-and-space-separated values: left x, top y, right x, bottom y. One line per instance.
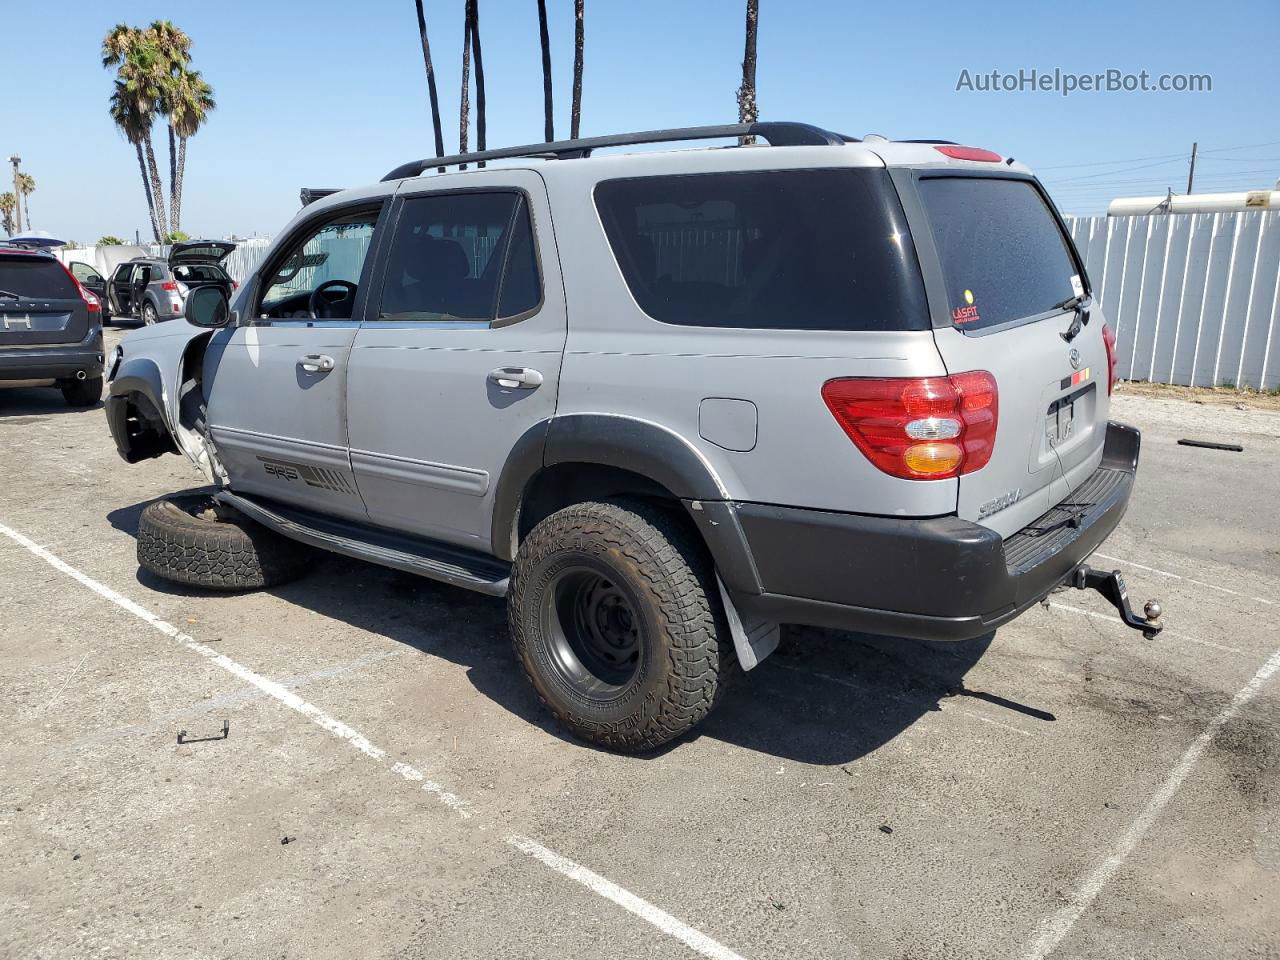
300, 187, 343, 207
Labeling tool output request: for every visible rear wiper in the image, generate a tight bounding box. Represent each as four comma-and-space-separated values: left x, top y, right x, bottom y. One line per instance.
1057, 294, 1092, 343
0, 289, 23, 299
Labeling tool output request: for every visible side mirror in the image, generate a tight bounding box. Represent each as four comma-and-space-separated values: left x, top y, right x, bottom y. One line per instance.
185, 286, 231, 328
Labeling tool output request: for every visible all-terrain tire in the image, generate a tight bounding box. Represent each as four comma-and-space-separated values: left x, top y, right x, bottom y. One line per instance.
60, 376, 103, 407
509, 499, 735, 752
137, 492, 312, 591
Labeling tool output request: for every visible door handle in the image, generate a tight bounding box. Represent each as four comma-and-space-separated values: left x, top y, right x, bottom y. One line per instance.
488, 367, 543, 389
298, 354, 336, 373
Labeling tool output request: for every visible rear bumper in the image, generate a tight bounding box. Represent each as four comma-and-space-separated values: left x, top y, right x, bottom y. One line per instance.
694, 421, 1140, 642
0, 330, 104, 381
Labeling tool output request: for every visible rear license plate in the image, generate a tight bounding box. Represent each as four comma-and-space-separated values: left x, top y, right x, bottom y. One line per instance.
1046, 399, 1075, 448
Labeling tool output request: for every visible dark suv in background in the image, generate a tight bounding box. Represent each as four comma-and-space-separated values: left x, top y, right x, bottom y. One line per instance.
0, 244, 104, 406
107, 241, 236, 325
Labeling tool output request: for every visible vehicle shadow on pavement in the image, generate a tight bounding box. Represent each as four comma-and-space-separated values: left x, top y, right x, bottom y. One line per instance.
108, 500, 1049, 764
0, 385, 102, 418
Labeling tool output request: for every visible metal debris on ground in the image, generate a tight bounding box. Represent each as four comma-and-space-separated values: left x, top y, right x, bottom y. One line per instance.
176, 719, 230, 744
1177, 438, 1244, 452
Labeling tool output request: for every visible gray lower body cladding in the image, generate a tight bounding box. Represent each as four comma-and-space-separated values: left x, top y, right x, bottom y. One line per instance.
695, 421, 1141, 642
0, 330, 104, 381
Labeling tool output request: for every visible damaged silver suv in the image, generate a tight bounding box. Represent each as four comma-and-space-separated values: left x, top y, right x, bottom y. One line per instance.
104, 122, 1160, 752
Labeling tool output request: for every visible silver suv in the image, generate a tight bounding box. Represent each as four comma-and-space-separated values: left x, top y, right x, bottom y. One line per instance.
106, 241, 236, 326
103, 122, 1156, 751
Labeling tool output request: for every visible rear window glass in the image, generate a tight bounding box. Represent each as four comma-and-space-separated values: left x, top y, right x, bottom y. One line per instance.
0, 257, 77, 299
594, 169, 928, 331
173, 264, 227, 283
919, 177, 1079, 331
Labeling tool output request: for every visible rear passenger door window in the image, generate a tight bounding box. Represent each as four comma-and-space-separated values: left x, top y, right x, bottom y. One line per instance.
375, 192, 541, 325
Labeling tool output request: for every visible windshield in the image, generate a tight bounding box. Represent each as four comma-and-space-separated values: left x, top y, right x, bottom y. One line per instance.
919, 177, 1080, 331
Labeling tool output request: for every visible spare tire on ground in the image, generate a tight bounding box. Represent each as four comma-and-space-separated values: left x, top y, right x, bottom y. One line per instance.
137, 492, 312, 591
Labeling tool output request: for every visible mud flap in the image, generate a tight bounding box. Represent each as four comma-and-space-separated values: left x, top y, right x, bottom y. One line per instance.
717, 576, 780, 670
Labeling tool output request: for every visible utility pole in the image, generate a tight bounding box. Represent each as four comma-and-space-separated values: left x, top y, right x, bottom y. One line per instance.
9, 155, 22, 233
1186, 141, 1198, 194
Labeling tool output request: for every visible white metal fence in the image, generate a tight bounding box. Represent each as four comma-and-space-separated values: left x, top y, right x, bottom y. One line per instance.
1067, 211, 1280, 390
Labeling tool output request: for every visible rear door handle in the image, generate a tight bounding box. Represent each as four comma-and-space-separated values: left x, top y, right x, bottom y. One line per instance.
488, 367, 543, 389
298, 354, 336, 373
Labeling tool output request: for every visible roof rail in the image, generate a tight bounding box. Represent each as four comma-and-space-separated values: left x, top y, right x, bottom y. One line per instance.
381, 121, 850, 182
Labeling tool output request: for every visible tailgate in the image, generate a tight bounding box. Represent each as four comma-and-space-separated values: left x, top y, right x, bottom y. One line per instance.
913, 174, 1110, 537
0, 254, 90, 347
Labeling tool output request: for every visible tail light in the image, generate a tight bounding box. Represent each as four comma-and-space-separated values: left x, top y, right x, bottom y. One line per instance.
822, 372, 998, 480
57, 261, 101, 315
161, 280, 179, 291
231, 280, 239, 291
1101, 323, 1118, 395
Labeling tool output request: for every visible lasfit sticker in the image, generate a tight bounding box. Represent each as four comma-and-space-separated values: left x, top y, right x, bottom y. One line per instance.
953, 287, 980, 325
1070, 274, 1084, 298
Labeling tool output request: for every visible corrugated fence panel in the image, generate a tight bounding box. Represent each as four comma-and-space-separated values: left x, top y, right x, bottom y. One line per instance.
1065, 210, 1280, 389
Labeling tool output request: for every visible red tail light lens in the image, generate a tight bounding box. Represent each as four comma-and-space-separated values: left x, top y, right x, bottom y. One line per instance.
934, 145, 1003, 163
57, 261, 101, 314
1101, 323, 1118, 395
822, 372, 998, 480
161, 280, 179, 292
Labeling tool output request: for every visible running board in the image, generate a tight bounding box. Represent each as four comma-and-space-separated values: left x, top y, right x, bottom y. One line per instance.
215, 491, 510, 596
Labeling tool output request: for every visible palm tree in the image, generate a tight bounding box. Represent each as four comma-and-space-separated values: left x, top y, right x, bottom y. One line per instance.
536, 0, 553, 142
412, 0, 447, 171
737, 0, 759, 143
459, 6, 472, 167
103, 25, 169, 240
0, 193, 15, 237
109, 79, 163, 241
16, 173, 34, 230
571, 0, 585, 139
166, 68, 215, 234
469, 0, 487, 166
147, 19, 193, 218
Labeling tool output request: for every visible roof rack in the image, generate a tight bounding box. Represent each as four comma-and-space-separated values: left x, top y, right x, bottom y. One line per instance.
381, 121, 851, 182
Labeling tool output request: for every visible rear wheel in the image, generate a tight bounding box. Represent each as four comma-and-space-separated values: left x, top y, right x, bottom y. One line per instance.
137, 492, 312, 591
60, 376, 102, 407
509, 500, 734, 752
141, 301, 158, 325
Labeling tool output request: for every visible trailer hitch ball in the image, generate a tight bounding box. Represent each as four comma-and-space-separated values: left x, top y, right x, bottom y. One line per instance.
1069, 564, 1164, 639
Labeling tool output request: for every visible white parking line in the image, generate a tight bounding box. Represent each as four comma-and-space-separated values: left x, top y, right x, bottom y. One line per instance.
1021, 645, 1280, 960
1, 520, 742, 959
1047, 601, 1247, 656
1093, 551, 1274, 606
507, 835, 748, 960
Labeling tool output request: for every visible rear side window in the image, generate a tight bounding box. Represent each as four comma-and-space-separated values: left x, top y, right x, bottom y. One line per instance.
594, 169, 928, 331
919, 177, 1079, 331
0, 257, 77, 299
377, 192, 541, 323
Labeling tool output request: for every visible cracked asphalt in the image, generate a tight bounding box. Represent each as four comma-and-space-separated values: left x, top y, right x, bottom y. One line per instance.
1, 328, 1277, 960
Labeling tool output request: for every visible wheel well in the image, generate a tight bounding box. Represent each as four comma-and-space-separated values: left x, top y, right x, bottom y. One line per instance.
117, 391, 178, 462
516, 463, 691, 547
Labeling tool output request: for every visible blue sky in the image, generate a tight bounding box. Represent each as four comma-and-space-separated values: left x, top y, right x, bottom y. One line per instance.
3, 0, 1277, 242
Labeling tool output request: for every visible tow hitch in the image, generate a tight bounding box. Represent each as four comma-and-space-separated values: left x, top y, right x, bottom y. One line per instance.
1062, 564, 1164, 639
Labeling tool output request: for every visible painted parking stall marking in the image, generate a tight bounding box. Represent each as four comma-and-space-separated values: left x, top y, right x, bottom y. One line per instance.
0, 519, 747, 960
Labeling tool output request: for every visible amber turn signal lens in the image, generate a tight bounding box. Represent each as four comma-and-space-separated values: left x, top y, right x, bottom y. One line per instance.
902, 442, 963, 475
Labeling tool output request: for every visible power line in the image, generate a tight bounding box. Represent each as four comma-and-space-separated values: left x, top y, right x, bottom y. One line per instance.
1033, 139, 1280, 171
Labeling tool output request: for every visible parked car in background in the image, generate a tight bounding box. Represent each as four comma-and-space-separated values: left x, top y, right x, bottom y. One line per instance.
68, 261, 113, 325
0, 243, 104, 405
107, 241, 236, 325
